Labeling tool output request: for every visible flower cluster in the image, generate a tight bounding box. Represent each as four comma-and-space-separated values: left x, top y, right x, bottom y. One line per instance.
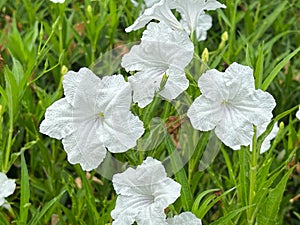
38, 0, 288, 224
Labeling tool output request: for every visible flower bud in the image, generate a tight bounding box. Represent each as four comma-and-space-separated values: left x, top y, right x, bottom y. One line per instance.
87, 5, 92, 18
201, 48, 209, 64
61, 65, 68, 75
279, 121, 284, 130
221, 31, 228, 42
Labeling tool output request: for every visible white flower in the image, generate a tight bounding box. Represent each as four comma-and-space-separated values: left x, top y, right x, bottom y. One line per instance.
111, 157, 181, 225
125, 0, 183, 33
0, 172, 16, 206
49, 0, 65, 3
167, 212, 202, 225
168, 0, 226, 39
296, 106, 300, 120
40, 68, 144, 171
122, 22, 194, 108
126, 0, 225, 42
187, 62, 276, 149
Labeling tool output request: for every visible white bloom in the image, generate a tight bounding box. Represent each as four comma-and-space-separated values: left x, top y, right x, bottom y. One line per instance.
125, 0, 183, 33
49, 0, 65, 3
167, 212, 202, 225
296, 106, 300, 120
111, 157, 181, 225
187, 62, 276, 149
122, 22, 194, 108
168, 0, 226, 38
0, 172, 16, 206
40, 68, 144, 171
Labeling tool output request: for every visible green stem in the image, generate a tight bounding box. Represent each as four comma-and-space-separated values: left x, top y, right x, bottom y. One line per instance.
247, 126, 258, 224
165, 134, 193, 211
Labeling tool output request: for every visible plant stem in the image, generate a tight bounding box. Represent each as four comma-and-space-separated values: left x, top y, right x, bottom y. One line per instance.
247, 125, 258, 224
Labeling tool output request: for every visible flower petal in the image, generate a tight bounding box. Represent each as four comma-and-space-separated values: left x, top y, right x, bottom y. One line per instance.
224, 62, 255, 98
123, 22, 194, 72
63, 67, 101, 107
125, 0, 182, 32
234, 89, 276, 126
0, 173, 16, 206
62, 119, 107, 171
168, 0, 225, 34
198, 69, 228, 101
39, 98, 75, 140
128, 69, 164, 108
258, 122, 279, 154
136, 202, 169, 225
103, 111, 145, 153
296, 106, 300, 119
214, 107, 254, 148
167, 212, 202, 225
159, 67, 189, 100
187, 95, 222, 131
204, 0, 226, 10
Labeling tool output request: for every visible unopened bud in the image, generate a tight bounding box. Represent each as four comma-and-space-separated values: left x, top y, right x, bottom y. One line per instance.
87, 5, 92, 17
279, 121, 284, 130
201, 48, 209, 64
61, 65, 68, 75
221, 31, 228, 42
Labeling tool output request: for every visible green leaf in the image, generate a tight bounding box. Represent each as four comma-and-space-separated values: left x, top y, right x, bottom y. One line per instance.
165, 134, 193, 211
210, 205, 253, 225
256, 167, 294, 225
28, 190, 66, 225
261, 46, 300, 90
19, 153, 30, 225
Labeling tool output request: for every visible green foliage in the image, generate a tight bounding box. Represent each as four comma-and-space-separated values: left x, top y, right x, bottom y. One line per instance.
0, 0, 300, 224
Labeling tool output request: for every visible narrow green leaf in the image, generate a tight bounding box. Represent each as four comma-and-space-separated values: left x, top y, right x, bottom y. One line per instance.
20, 153, 30, 225
254, 43, 264, 89
29, 190, 66, 225
256, 167, 294, 225
165, 134, 193, 211
210, 205, 253, 225
261, 46, 300, 90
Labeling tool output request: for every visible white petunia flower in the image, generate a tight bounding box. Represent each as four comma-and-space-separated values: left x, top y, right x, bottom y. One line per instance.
40, 68, 144, 171
0, 172, 16, 206
167, 212, 202, 225
125, 0, 183, 33
187, 62, 276, 149
122, 22, 194, 108
168, 0, 226, 39
49, 0, 65, 3
296, 106, 300, 120
111, 157, 181, 225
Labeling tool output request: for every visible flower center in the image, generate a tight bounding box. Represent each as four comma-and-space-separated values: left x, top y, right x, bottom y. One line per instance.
221, 99, 228, 104
98, 112, 105, 118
